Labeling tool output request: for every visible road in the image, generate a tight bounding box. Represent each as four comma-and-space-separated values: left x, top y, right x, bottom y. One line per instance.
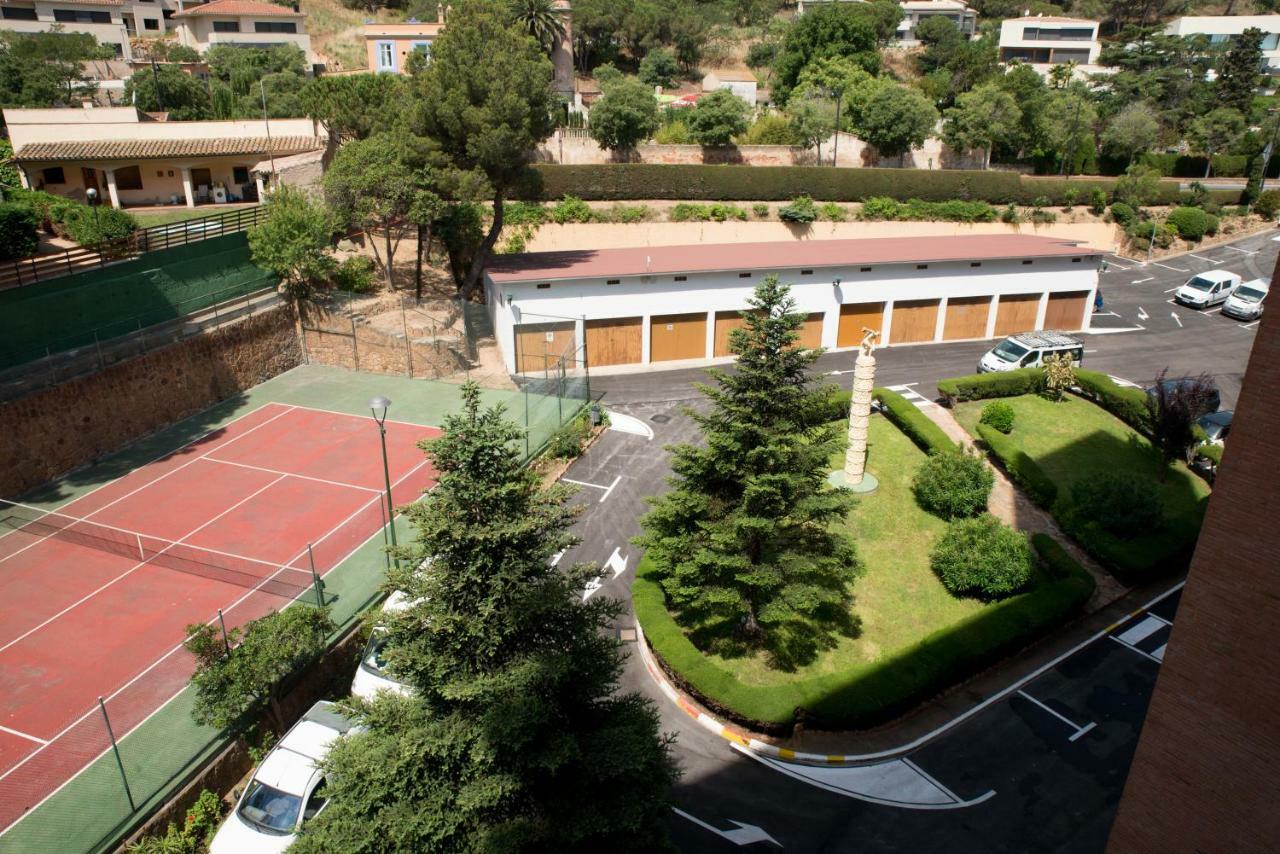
554, 228, 1273, 852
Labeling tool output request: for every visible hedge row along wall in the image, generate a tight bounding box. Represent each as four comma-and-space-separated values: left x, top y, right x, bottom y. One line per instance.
522, 165, 1197, 206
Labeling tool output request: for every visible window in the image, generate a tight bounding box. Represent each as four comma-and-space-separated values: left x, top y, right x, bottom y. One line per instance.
54, 9, 112, 23
1072, 257, 1082, 263
302, 780, 328, 823
536, 283, 551, 289
916, 264, 928, 270
255, 21, 297, 33
212, 20, 240, 32
738, 272, 751, 278
1019, 350, 1039, 367
673, 275, 687, 281
1, 7, 38, 21
1022, 259, 1033, 265
163, 9, 174, 19
412, 40, 431, 60
605, 279, 620, 284
233, 166, 250, 184
800, 269, 813, 275
143, 18, 159, 30
970, 262, 981, 267
42, 167, 66, 185
113, 165, 143, 191
376, 41, 395, 71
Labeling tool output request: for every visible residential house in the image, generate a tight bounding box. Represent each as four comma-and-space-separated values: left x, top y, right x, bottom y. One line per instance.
172, 0, 312, 62
701, 68, 758, 107
5, 104, 326, 207
897, 1, 976, 44
999, 15, 1104, 80
0, 0, 133, 59
1165, 15, 1280, 81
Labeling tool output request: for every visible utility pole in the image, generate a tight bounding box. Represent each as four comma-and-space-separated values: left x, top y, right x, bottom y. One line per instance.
150, 57, 165, 112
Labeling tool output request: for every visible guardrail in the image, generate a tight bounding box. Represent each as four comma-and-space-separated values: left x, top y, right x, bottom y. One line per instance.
0, 205, 265, 290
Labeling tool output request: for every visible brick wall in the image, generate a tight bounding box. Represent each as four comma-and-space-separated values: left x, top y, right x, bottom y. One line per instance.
0, 307, 302, 498
1106, 256, 1280, 853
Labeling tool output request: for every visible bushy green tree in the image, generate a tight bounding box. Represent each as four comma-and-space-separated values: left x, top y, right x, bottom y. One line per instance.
855, 85, 939, 164
1215, 26, 1264, 116
0, 202, 39, 261
589, 76, 660, 151
772, 4, 880, 104
247, 186, 338, 300
639, 47, 679, 88
300, 74, 408, 139
636, 276, 861, 667
1041, 86, 1098, 176
292, 383, 678, 852
1103, 102, 1160, 164
0, 30, 111, 107
931, 515, 1034, 599
912, 450, 994, 520
686, 89, 750, 146
942, 82, 1021, 169
1188, 107, 1245, 177
123, 65, 213, 120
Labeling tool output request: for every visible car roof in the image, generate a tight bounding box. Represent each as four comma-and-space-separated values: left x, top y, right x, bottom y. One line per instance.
1199, 410, 1233, 426
1006, 330, 1082, 349
1237, 278, 1270, 292
1192, 269, 1237, 280
251, 702, 354, 795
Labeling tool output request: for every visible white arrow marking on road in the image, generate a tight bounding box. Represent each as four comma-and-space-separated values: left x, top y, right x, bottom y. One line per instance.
672, 808, 782, 848
828, 368, 855, 376
550, 549, 565, 567
582, 548, 629, 601
606, 410, 654, 440
1171, 311, 1183, 328
1137, 307, 1149, 321
1131, 277, 1154, 284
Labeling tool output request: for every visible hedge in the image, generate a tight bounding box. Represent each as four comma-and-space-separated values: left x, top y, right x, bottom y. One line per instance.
975, 421, 1059, 506
1056, 504, 1202, 584
937, 368, 1046, 405
635, 541, 1095, 729
1072, 370, 1151, 435
872, 387, 956, 455
0, 202, 40, 261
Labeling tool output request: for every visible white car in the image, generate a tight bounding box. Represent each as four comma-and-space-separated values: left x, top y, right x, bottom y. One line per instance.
1174, 270, 1241, 308
350, 591, 414, 700
1221, 278, 1268, 320
209, 701, 356, 853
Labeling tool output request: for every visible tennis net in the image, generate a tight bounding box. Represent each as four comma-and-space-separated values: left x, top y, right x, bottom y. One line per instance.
0, 500, 316, 600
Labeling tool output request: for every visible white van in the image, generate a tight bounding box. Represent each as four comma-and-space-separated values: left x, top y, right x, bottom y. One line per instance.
1174, 269, 1241, 309
1221, 278, 1268, 321
977, 331, 1084, 374
350, 591, 414, 700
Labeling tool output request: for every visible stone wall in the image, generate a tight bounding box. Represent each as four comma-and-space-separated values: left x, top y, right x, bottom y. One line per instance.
0, 307, 301, 498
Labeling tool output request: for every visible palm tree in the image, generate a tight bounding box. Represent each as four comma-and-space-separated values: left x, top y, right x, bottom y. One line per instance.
509, 0, 566, 55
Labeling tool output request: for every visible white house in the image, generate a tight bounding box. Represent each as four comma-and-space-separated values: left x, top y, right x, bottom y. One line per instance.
898, 1, 977, 44
701, 69, 758, 107
1165, 15, 1280, 76
484, 234, 1101, 374
999, 15, 1104, 80
172, 0, 312, 62
0, 0, 133, 59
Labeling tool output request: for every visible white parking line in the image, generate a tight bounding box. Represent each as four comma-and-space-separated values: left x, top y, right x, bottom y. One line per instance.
562, 474, 622, 503
1153, 262, 1191, 272
1205, 307, 1223, 315
1163, 287, 1180, 293
1188, 253, 1219, 263
1243, 320, 1261, 329
1016, 690, 1097, 742
1225, 245, 1258, 255
1107, 257, 1133, 270
1110, 634, 1163, 663
1131, 277, 1154, 284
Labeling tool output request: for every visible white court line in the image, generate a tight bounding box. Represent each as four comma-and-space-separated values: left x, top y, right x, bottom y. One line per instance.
0, 475, 288, 656
1225, 245, 1258, 255
283, 401, 439, 432
0, 726, 47, 746
203, 456, 382, 494
1152, 262, 1191, 272
0, 404, 295, 568
1016, 690, 1096, 742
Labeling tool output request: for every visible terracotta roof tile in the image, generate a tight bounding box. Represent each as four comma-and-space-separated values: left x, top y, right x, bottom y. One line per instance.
175, 0, 302, 17
487, 235, 1102, 283
14, 136, 322, 161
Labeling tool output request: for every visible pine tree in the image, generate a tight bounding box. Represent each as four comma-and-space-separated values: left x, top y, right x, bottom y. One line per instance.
636, 276, 861, 668
1215, 27, 1264, 117
292, 383, 677, 853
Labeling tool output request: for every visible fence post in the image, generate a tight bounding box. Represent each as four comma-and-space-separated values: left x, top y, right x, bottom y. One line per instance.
351, 315, 360, 370
98, 697, 136, 812
525, 385, 531, 459
217, 609, 231, 654
401, 300, 413, 377
307, 543, 326, 606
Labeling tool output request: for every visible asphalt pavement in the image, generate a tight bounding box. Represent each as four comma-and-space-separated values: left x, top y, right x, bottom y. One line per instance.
552, 228, 1272, 852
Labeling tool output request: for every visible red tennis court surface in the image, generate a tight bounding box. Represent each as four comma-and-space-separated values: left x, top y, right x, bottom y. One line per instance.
0, 402, 439, 831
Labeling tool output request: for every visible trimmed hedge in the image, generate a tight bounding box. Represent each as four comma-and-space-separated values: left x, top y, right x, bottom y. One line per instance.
1057, 503, 1202, 584
872, 387, 956, 455
975, 421, 1059, 506
937, 368, 1046, 405
635, 542, 1095, 729
0, 202, 40, 261
1073, 370, 1151, 435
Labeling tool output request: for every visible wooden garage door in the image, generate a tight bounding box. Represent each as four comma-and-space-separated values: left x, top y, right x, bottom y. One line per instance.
797, 312, 824, 349
837, 302, 885, 348
651, 312, 707, 362
585, 317, 642, 367
993, 293, 1042, 337
890, 299, 940, 344
713, 310, 760, 357
943, 296, 992, 341
515, 321, 575, 373
1043, 291, 1089, 331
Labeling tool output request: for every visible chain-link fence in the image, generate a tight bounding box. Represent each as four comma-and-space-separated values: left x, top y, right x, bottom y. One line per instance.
516, 341, 591, 459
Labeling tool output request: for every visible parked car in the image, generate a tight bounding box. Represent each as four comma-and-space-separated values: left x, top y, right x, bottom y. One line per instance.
1197, 410, 1233, 445
1221, 278, 1269, 321
350, 591, 414, 700
977, 331, 1084, 374
1144, 378, 1221, 416
210, 701, 357, 853
1174, 270, 1241, 309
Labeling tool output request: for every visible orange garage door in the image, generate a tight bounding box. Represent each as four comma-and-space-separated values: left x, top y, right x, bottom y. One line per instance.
651, 312, 707, 362
715, 310, 822, 354
585, 317, 642, 367
890, 299, 940, 344
994, 293, 1041, 337
943, 296, 992, 340
837, 302, 885, 348
1043, 291, 1090, 331
515, 321, 575, 373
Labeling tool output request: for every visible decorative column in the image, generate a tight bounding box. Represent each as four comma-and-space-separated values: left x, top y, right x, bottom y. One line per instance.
180, 166, 195, 208
828, 330, 880, 493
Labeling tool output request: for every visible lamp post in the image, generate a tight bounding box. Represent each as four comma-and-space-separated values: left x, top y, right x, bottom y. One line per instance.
86, 187, 103, 265
369, 396, 398, 560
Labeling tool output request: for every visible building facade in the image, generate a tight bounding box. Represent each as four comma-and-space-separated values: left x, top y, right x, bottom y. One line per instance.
5, 105, 325, 207
897, 0, 976, 44
0, 0, 132, 58
1165, 15, 1280, 75
700, 69, 758, 107
484, 235, 1101, 374
999, 15, 1103, 79
172, 0, 311, 61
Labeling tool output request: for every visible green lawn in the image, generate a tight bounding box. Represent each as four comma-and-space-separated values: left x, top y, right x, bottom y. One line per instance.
953, 394, 1210, 525
130, 204, 256, 228
701, 415, 984, 688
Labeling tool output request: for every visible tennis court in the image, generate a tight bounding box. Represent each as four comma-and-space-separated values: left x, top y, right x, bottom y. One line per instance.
0, 399, 440, 835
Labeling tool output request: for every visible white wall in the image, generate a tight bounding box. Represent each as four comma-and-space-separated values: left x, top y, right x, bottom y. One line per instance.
487, 255, 1099, 374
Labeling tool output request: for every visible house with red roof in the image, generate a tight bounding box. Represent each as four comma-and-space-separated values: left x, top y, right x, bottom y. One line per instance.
173, 0, 312, 62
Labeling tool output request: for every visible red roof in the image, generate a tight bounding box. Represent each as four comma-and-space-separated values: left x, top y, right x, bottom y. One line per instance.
175, 0, 302, 16
487, 235, 1102, 283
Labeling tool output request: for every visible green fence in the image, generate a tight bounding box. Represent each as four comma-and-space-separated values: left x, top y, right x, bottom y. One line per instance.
0, 233, 277, 370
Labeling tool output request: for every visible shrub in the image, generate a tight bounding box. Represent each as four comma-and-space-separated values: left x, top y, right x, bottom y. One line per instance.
1089, 186, 1107, 214
937, 368, 1045, 405
709, 202, 747, 221
931, 515, 1035, 599
62, 205, 137, 246
979, 400, 1015, 433
1062, 188, 1078, 210
547, 412, 592, 458
1029, 207, 1057, 224
639, 48, 679, 88
859, 196, 903, 220
0, 202, 40, 261
1072, 370, 1151, 434
671, 202, 712, 222
1041, 352, 1076, 401
1000, 203, 1020, 224
912, 450, 994, 519
503, 201, 548, 227
752, 202, 769, 218
818, 201, 848, 221
1109, 202, 1136, 227
872, 387, 956, 455
976, 422, 1059, 506
1165, 206, 1219, 242
1254, 188, 1280, 219
600, 203, 651, 223
653, 121, 693, 144
737, 113, 804, 146
1068, 473, 1164, 538
1126, 219, 1174, 250
331, 255, 376, 292
126, 789, 224, 853
549, 195, 594, 224
778, 194, 818, 224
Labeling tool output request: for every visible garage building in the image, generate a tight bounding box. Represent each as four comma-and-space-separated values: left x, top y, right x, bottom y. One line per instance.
483, 234, 1103, 374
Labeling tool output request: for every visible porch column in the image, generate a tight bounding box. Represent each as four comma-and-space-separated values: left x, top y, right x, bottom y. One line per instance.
255, 173, 267, 201
103, 168, 121, 209
180, 166, 195, 207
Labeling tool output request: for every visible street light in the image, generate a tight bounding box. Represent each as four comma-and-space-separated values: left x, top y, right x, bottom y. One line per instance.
369, 395, 398, 561
85, 187, 103, 263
